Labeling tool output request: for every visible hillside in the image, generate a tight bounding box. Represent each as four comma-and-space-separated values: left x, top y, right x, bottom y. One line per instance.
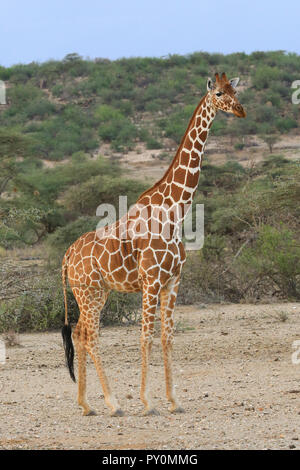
0, 51, 299, 332
1, 51, 300, 162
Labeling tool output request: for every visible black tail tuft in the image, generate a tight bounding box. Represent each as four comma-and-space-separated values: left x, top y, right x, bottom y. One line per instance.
62, 323, 76, 382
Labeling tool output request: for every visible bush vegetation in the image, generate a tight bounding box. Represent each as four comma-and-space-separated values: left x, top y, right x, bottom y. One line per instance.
1, 50, 299, 157
179, 156, 300, 303
0, 51, 299, 331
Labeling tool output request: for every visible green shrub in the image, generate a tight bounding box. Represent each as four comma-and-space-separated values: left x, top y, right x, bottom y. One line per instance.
95, 104, 138, 151
254, 105, 276, 124
238, 225, 300, 299
275, 117, 298, 133
211, 117, 227, 136
261, 154, 290, 169
62, 176, 146, 217
0, 271, 73, 332
234, 142, 245, 150
160, 104, 195, 143
251, 66, 281, 89
47, 216, 100, 262
178, 235, 229, 304
263, 90, 281, 107
16, 157, 119, 203
0, 269, 141, 332
101, 291, 141, 326
146, 137, 162, 149
94, 104, 125, 122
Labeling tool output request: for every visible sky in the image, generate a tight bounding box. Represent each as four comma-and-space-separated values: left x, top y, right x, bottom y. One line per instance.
0, 0, 299, 66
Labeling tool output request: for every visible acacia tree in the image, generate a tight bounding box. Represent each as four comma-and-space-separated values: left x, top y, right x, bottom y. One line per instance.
260, 133, 280, 154
0, 130, 30, 195
0, 131, 54, 246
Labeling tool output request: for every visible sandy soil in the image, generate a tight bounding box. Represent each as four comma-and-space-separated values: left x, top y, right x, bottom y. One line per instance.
95, 135, 300, 182
1, 302, 300, 450
38, 134, 300, 182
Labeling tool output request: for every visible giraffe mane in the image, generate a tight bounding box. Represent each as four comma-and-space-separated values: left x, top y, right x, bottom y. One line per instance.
137, 95, 207, 202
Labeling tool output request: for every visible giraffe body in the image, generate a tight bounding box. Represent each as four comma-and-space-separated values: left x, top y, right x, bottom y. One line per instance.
62, 73, 246, 416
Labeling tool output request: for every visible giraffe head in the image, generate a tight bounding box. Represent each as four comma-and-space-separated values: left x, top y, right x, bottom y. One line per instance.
207, 72, 246, 118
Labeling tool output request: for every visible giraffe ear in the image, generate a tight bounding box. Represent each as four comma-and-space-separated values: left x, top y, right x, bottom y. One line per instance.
207, 77, 214, 91
229, 77, 240, 88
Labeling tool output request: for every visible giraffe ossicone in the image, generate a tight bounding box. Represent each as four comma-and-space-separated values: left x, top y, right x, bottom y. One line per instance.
61, 72, 246, 416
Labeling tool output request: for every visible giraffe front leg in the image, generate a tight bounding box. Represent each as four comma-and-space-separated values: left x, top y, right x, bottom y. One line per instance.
160, 277, 185, 414
140, 282, 160, 416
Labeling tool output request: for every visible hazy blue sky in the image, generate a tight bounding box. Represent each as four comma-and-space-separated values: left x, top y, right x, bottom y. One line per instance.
0, 0, 299, 66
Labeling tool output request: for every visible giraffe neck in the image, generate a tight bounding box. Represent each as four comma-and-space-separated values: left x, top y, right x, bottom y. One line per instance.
163, 93, 215, 207
138, 93, 216, 214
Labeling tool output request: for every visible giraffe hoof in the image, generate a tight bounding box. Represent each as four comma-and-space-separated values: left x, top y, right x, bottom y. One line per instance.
111, 408, 124, 417
143, 408, 160, 416
169, 406, 185, 414
83, 409, 97, 416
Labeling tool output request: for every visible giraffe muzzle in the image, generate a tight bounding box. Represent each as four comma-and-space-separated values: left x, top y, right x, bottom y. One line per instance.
233, 104, 246, 118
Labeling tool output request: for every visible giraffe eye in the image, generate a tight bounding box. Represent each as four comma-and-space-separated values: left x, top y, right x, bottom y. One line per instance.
216, 92, 223, 97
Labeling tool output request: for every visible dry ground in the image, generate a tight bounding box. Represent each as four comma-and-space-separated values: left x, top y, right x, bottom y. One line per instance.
95, 134, 300, 182
1, 302, 300, 450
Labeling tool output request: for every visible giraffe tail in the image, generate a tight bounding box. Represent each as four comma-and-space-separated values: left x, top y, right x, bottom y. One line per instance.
61, 248, 76, 383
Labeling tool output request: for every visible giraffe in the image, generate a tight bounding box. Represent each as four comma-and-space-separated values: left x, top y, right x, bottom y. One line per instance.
61, 72, 246, 417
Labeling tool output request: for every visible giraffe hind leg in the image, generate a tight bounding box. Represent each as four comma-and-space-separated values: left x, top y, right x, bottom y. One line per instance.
140, 281, 160, 416
160, 276, 185, 413
73, 332, 96, 416
72, 285, 123, 417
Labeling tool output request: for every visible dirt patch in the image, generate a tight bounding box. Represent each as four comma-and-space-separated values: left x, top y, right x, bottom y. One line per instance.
95, 135, 300, 183
1, 302, 300, 450
36, 133, 300, 183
